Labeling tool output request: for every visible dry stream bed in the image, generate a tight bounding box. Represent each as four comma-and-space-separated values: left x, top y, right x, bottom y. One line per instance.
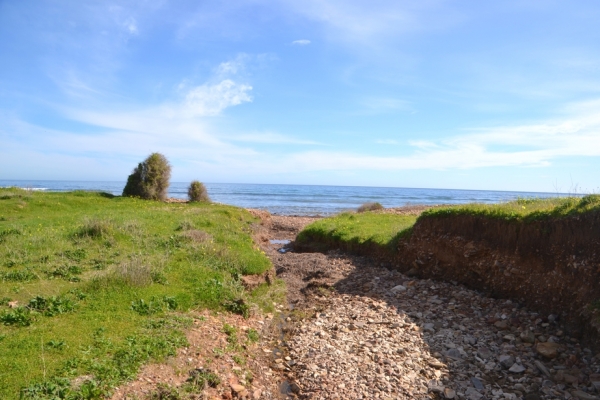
258, 214, 600, 400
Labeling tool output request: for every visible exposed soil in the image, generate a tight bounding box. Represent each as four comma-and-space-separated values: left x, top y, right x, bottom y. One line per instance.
394, 213, 600, 352
110, 310, 281, 400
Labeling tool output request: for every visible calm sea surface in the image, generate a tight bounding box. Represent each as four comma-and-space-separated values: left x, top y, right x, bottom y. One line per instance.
0, 180, 566, 216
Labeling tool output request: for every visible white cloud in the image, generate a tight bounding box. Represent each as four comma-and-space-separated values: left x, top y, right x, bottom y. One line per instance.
292, 39, 311, 45
182, 80, 252, 117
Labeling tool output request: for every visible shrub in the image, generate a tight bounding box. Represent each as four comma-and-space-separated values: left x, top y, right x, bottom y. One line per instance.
187, 180, 210, 202
123, 153, 172, 201
357, 202, 384, 213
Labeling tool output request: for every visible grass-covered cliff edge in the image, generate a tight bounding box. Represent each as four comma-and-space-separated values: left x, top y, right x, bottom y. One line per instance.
0, 188, 278, 399
296, 196, 600, 351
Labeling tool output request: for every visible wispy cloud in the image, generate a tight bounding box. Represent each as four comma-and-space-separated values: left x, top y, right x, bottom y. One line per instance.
230, 132, 321, 145
292, 39, 311, 45
361, 97, 413, 114
375, 139, 399, 145
279, 0, 463, 48
4, 98, 600, 182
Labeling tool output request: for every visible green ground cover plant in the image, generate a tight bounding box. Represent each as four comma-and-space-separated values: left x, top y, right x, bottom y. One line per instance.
296, 211, 417, 251
421, 195, 600, 221
297, 195, 600, 253
0, 188, 273, 399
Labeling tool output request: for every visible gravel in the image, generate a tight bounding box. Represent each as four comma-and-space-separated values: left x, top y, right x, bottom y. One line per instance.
260, 215, 600, 400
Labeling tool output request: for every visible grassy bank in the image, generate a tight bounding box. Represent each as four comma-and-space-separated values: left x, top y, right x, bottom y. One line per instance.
296, 196, 600, 253
422, 195, 600, 221
295, 212, 416, 253
0, 188, 276, 399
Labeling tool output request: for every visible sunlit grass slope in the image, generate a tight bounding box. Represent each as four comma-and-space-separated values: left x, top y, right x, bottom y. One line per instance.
421, 195, 600, 221
0, 188, 273, 399
296, 212, 417, 251
297, 195, 600, 252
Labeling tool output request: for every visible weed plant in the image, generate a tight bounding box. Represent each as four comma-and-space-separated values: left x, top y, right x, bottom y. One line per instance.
356, 202, 384, 213
188, 181, 210, 203
0, 188, 273, 399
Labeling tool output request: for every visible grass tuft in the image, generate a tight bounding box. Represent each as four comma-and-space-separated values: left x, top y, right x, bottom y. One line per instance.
74, 218, 114, 239
357, 202, 384, 213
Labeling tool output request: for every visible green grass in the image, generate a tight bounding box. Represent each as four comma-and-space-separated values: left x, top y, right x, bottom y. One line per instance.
0, 188, 272, 399
296, 195, 600, 254
421, 195, 600, 221
296, 211, 417, 251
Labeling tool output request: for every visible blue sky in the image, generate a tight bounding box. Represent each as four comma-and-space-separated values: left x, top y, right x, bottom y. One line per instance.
1, 1, 600, 192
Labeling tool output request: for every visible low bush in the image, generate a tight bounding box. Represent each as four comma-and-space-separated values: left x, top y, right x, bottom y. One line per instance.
188, 181, 210, 203
357, 202, 384, 213
123, 153, 172, 201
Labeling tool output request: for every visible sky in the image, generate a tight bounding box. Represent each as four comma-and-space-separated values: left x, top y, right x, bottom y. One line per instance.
1, 1, 600, 193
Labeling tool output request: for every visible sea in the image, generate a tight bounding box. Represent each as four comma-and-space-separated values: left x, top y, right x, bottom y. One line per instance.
0, 180, 567, 216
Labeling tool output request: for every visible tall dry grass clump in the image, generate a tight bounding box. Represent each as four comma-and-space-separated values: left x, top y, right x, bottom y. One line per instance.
122, 153, 171, 201
357, 202, 384, 213
188, 180, 210, 202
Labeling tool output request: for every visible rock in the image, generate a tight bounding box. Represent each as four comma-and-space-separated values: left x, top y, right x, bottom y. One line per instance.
422, 323, 435, 333
463, 335, 477, 345
390, 285, 406, 293
466, 387, 483, 400
495, 320, 509, 330
564, 374, 579, 384
520, 330, 536, 343
589, 374, 600, 392
444, 388, 456, 399
572, 390, 599, 400
444, 348, 463, 360
477, 347, 493, 359
508, 363, 526, 373
230, 383, 247, 395
503, 334, 516, 341
534, 360, 551, 377
498, 355, 515, 370
428, 380, 445, 394
536, 342, 560, 359
428, 359, 445, 369
471, 377, 484, 390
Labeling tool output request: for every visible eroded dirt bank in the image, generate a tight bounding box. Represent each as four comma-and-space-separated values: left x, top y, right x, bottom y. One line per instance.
396, 213, 600, 352
258, 213, 600, 400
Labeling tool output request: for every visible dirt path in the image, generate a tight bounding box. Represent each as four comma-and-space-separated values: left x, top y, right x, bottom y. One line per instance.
258, 214, 600, 400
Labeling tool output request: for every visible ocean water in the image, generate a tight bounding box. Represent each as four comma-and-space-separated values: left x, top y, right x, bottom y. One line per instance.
0, 180, 566, 216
